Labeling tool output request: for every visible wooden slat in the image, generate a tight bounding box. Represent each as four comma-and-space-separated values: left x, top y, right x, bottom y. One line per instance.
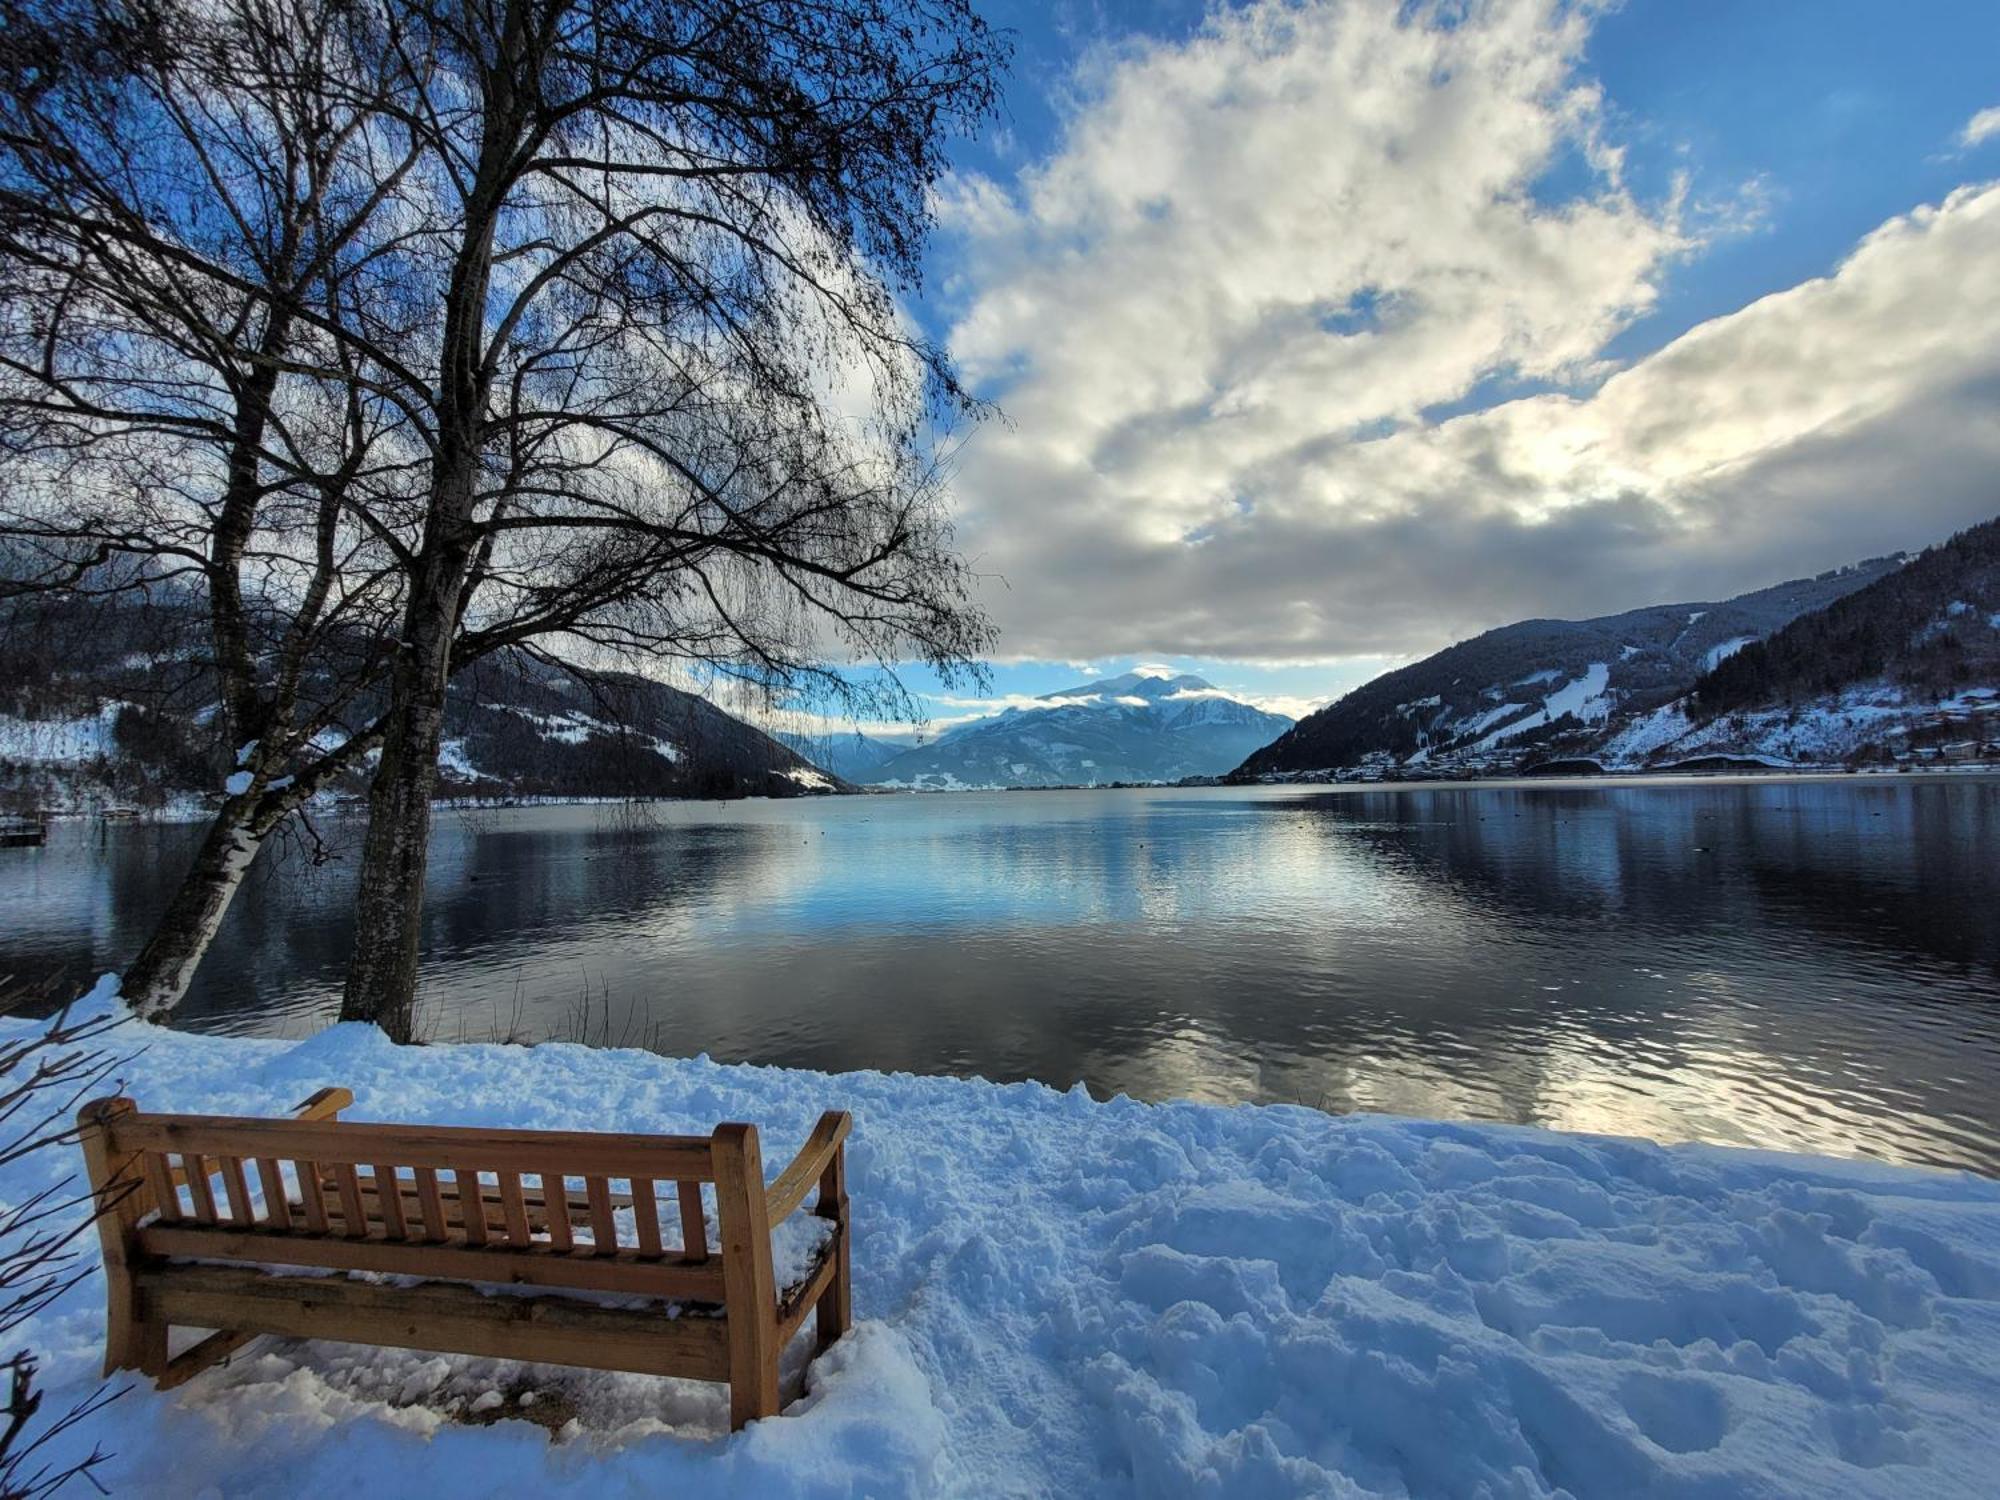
109, 1116, 715, 1181
764, 1112, 853, 1224
543, 1175, 573, 1252
457, 1170, 487, 1246
813, 1137, 852, 1355
372, 1166, 408, 1239
156, 1328, 259, 1391
254, 1159, 291, 1229
298, 1160, 329, 1233
182, 1154, 218, 1224
218, 1156, 254, 1226
331, 1163, 367, 1238
677, 1180, 708, 1262
143, 1152, 182, 1224
414, 1167, 446, 1242
313, 1173, 604, 1238
632, 1179, 663, 1258
584, 1176, 617, 1254
498, 1172, 530, 1247
137, 1263, 729, 1381
135, 1224, 729, 1301
776, 1240, 844, 1347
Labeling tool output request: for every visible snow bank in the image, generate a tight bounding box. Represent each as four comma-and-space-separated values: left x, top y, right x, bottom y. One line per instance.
8, 1004, 2000, 1497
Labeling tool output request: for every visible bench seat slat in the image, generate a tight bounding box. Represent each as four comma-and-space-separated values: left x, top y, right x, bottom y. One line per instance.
136, 1264, 730, 1381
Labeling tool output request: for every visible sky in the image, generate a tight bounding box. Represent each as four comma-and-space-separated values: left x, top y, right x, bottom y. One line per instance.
784, 0, 2000, 741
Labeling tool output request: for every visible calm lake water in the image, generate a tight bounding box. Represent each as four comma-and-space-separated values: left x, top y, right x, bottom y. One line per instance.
7, 776, 2000, 1174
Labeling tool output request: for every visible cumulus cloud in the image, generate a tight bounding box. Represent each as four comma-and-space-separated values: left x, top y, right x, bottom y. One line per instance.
937, 0, 2000, 665
1962, 106, 2000, 149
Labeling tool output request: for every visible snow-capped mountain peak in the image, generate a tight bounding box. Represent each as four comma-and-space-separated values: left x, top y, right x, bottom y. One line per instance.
861, 670, 1289, 789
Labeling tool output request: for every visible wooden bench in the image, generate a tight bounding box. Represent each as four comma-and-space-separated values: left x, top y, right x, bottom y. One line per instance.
76, 1088, 852, 1429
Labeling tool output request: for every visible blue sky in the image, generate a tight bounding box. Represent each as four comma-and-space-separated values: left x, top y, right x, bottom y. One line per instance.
791, 0, 2000, 738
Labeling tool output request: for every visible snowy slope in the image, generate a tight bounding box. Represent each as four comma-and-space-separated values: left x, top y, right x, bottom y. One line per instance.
11, 997, 2000, 1498
1241, 555, 1906, 779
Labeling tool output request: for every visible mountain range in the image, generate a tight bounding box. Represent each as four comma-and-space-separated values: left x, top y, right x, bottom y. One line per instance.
1239, 516, 2000, 780
842, 670, 1293, 789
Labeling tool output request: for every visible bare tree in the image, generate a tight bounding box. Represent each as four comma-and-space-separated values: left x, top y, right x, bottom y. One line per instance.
323, 0, 1009, 1037
0, 0, 427, 1013
0, 981, 130, 1497
2, 0, 1007, 1040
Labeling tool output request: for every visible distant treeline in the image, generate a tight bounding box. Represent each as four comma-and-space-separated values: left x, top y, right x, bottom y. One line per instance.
1691, 517, 2000, 718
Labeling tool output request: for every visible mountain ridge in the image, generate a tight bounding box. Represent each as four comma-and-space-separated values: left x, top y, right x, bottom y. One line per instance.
0, 595, 840, 813
1233, 538, 2000, 780
859, 669, 1293, 789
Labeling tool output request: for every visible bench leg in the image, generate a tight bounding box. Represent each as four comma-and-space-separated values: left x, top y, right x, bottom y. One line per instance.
105, 1296, 169, 1379
714, 1124, 781, 1431
78, 1099, 169, 1380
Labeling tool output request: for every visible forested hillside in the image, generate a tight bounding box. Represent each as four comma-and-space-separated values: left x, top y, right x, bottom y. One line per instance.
1691, 516, 2000, 715
1236, 556, 1902, 777
0, 592, 837, 813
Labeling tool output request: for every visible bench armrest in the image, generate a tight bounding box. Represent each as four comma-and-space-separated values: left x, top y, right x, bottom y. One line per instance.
292, 1087, 353, 1122
764, 1110, 851, 1223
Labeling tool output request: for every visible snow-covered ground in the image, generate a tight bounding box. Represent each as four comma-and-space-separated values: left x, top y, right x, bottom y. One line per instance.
10, 997, 2000, 1497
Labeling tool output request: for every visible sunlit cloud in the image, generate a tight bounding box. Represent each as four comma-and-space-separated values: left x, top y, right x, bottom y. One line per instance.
933, 0, 2000, 668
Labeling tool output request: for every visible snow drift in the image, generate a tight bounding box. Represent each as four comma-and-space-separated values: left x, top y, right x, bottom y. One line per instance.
7, 997, 2000, 1497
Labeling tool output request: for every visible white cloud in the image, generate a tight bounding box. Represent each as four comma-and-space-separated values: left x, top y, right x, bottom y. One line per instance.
936, 0, 2000, 665
1961, 106, 2000, 149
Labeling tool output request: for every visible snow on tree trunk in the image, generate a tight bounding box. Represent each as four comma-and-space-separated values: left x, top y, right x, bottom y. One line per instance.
119, 800, 265, 1020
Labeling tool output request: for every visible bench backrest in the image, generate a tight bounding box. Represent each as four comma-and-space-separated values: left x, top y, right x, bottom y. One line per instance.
88, 1100, 766, 1304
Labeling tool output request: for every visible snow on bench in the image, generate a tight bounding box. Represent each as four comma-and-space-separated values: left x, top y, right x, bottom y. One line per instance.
76, 1087, 852, 1429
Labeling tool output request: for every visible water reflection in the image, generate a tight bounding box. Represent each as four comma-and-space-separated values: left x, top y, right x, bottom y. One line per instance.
5, 777, 1998, 1174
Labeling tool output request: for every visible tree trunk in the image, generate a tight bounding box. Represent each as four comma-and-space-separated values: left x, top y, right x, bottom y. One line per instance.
336, 19, 518, 1042
120, 799, 265, 1020
333, 667, 448, 1042
336, 516, 477, 1041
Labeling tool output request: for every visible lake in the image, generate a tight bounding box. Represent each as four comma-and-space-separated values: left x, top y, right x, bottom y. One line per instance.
7, 776, 1999, 1174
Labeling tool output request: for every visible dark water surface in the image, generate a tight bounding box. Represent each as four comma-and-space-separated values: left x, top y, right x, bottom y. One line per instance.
7, 777, 1999, 1173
